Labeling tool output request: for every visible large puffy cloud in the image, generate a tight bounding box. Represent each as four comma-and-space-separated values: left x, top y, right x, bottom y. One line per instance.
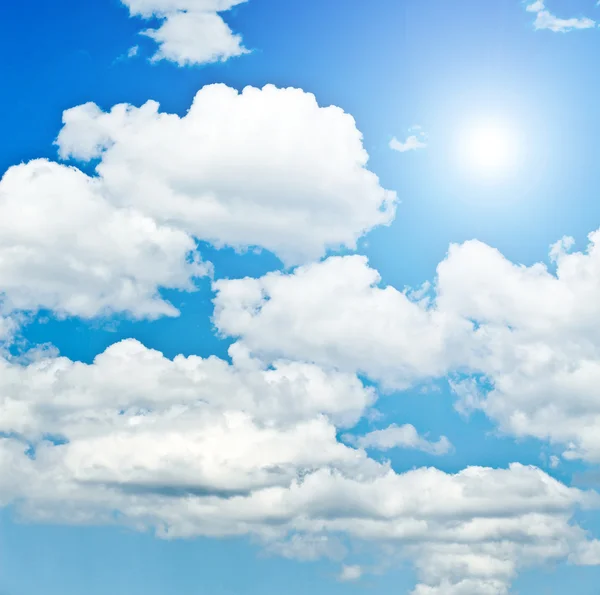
0, 339, 598, 594
121, 0, 249, 66
0, 159, 209, 320
0, 339, 375, 439
438, 233, 600, 463
56, 84, 396, 266
0, 83, 392, 328
213, 255, 470, 389
213, 228, 600, 464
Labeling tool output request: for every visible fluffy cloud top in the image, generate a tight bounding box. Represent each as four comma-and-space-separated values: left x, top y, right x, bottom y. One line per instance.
0, 83, 392, 329
121, 0, 249, 65
213, 255, 472, 388
0, 340, 598, 594
526, 1, 596, 32
57, 84, 396, 266
439, 233, 600, 463
213, 227, 600, 464
0, 159, 209, 320
0, 339, 375, 439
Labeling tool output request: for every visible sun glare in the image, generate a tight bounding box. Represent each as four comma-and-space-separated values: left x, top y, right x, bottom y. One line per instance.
457, 119, 519, 181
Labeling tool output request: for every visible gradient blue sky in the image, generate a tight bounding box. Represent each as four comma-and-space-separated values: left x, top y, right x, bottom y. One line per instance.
2, 1, 600, 593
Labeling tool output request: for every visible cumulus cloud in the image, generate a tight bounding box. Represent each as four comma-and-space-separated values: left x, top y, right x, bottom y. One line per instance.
57, 84, 396, 266
0, 159, 209, 320
0, 340, 598, 593
349, 424, 452, 456
438, 233, 600, 463
213, 226, 600, 464
526, 1, 596, 32
2, 33, 599, 595
121, 0, 249, 65
0, 83, 392, 330
213, 255, 472, 389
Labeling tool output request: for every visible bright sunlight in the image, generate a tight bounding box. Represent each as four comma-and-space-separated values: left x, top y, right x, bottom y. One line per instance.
456, 118, 520, 181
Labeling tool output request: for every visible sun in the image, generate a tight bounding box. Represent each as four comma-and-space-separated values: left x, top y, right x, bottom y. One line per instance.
456, 118, 519, 181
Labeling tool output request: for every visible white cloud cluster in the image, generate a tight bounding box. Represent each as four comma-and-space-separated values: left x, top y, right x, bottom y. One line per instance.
440, 234, 600, 463
0, 83, 392, 332
57, 84, 396, 267
0, 159, 209, 320
0, 340, 598, 594
2, 64, 599, 595
0, 339, 374, 439
121, 0, 249, 65
213, 227, 600, 465
526, 1, 596, 32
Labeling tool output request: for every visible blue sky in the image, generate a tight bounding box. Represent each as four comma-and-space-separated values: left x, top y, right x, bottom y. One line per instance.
3, 1, 600, 593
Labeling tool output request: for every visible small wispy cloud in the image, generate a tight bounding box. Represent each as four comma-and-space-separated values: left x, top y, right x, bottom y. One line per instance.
114, 44, 140, 64
338, 565, 363, 582
526, 0, 596, 32
390, 125, 427, 153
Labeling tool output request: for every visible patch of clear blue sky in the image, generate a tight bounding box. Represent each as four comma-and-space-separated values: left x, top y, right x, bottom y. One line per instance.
2, 0, 600, 592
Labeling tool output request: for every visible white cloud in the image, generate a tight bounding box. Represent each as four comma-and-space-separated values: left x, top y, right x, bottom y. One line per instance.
0, 159, 209, 320
526, 0, 545, 10
0, 315, 21, 345
267, 534, 347, 562
526, 1, 596, 32
390, 128, 427, 153
212, 255, 471, 389
1, 28, 599, 594
349, 424, 452, 456
56, 84, 396, 266
338, 564, 363, 582
0, 338, 375, 439
570, 540, 600, 565
437, 232, 600, 463
121, 0, 249, 66
0, 83, 392, 329
0, 340, 598, 593
213, 226, 600, 465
